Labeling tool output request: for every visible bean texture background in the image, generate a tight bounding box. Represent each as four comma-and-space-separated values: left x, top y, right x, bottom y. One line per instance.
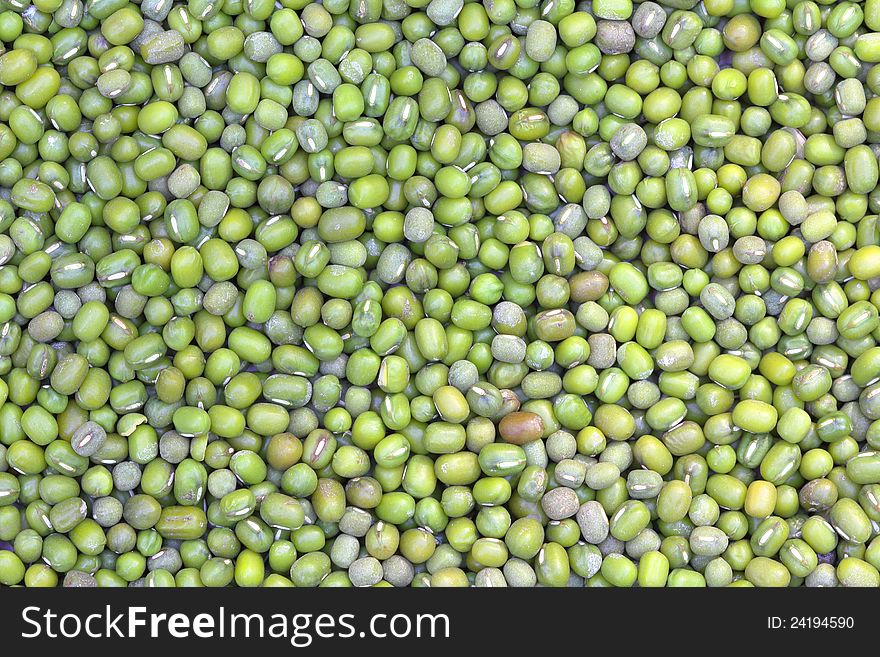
0, 0, 879, 589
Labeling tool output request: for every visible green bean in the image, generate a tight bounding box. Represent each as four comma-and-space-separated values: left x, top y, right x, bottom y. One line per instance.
0, 0, 879, 590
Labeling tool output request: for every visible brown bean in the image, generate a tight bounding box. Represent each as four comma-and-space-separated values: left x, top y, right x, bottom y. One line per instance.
569, 271, 609, 303
499, 411, 544, 445
266, 432, 303, 471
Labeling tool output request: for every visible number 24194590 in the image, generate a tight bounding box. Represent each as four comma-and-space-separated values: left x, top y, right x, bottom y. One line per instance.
768, 617, 855, 630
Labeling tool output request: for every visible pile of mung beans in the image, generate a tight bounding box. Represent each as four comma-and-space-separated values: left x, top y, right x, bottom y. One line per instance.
0, 0, 879, 589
